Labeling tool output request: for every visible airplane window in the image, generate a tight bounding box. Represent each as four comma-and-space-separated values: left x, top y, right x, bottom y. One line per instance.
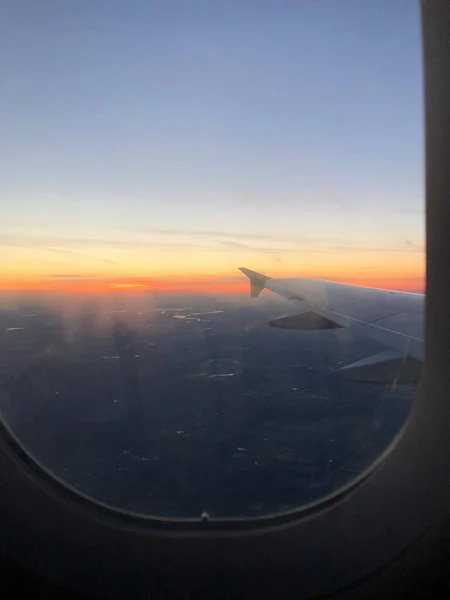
0, 1, 424, 519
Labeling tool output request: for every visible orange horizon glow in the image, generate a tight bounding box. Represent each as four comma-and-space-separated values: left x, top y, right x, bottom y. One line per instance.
0, 229, 425, 298
0, 272, 425, 295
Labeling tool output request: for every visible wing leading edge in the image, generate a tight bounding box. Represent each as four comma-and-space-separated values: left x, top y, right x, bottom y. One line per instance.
239, 267, 424, 384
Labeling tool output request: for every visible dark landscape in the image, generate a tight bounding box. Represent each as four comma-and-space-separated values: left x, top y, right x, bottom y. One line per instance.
0, 292, 415, 518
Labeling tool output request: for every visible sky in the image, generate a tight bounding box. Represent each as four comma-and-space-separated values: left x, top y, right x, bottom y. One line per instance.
0, 0, 425, 294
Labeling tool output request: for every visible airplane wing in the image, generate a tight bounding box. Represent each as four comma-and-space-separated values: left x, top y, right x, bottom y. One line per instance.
239, 267, 424, 384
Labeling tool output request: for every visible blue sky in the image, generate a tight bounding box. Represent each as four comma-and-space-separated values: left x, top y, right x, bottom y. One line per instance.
0, 0, 424, 289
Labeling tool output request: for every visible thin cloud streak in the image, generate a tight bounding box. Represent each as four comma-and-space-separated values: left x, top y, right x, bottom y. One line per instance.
130, 228, 425, 255
0, 233, 424, 256
45, 273, 99, 279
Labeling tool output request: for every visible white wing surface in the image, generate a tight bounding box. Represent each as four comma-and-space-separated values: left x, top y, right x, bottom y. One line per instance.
239, 267, 424, 383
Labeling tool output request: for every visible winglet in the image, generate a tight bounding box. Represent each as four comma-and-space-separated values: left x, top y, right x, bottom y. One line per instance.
239, 267, 272, 297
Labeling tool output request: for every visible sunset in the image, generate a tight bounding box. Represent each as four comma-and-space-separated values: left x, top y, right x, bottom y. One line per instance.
1, 0, 434, 586
1, 221, 424, 294
1, 1, 423, 296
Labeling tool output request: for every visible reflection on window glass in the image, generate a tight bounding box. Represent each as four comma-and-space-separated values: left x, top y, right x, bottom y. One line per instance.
0, 1, 423, 518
